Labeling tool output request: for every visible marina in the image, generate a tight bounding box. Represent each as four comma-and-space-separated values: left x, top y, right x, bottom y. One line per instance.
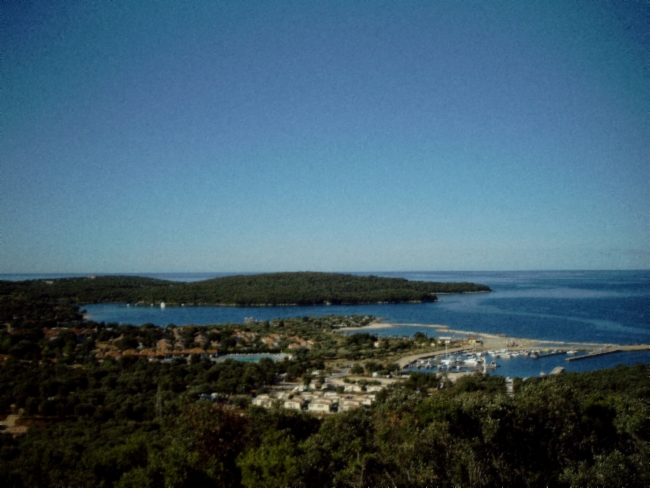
67, 270, 649, 377
401, 345, 650, 379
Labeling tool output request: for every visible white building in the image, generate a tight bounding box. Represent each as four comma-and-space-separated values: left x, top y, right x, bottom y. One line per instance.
251, 395, 273, 408
284, 399, 304, 410
308, 399, 334, 414
339, 400, 362, 411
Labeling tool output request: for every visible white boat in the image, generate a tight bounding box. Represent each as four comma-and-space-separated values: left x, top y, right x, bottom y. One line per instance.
566, 349, 577, 355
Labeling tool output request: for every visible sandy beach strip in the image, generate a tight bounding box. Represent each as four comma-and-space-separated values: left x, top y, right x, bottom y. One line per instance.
341, 322, 397, 331
344, 322, 456, 332
339, 321, 630, 350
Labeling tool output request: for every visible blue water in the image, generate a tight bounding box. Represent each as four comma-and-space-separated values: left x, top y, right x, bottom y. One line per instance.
78, 271, 649, 375
408, 351, 650, 379
9, 270, 649, 376
490, 351, 650, 378
81, 271, 648, 342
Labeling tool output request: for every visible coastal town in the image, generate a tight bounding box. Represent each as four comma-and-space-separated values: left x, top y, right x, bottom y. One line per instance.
4, 309, 647, 423
1, 279, 648, 486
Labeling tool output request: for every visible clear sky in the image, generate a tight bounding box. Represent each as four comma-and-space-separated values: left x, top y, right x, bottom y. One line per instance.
2, 1, 648, 273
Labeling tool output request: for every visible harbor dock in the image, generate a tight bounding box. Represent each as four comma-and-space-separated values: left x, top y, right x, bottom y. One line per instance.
566, 344, 650, 362
534, 350, 566, 359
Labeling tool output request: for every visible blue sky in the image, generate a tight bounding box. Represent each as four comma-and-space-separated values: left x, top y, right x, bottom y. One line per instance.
2, 1, 648, 273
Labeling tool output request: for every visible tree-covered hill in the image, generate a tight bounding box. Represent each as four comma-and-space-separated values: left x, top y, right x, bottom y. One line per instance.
1, 359, 647, 487
0, 287, 647, 487
0, 272, 490, 306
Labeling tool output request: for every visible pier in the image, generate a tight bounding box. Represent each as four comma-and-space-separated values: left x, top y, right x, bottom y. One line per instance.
534, 351, 566, 359
565, 344, 650, 362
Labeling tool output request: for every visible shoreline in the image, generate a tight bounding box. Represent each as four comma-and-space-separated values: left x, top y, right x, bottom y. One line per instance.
340, 321, 649, 350
342, 322, 397, 330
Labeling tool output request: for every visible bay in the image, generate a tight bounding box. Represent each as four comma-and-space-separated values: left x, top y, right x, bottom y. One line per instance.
81, 270, 648, 344
12, 270, 649, 376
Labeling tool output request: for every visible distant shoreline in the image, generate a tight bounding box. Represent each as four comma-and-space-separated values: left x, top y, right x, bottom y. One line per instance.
341, 321, 646, 350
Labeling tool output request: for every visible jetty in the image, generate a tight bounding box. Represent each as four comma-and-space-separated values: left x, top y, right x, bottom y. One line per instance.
566, 344, 650, 362
534, 350, 566, 359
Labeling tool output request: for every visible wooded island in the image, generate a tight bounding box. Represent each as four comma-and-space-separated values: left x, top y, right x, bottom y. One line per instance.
0, 272, 491, 306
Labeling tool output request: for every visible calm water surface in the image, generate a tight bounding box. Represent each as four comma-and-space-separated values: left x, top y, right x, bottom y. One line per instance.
407, 351, 650, 378
80, 271, 648, 342
8, 271, 648, 375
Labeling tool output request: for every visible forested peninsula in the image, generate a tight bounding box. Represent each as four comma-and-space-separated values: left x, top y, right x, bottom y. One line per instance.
0, 272, 490, 306
0, 278, 647, 486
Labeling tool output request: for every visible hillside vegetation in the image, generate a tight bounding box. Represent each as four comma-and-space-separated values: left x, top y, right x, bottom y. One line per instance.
0, 284, 647, 487
1, 357, 647, 487
0, 272, 490, 306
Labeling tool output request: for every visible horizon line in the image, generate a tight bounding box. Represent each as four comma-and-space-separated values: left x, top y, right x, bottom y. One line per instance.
1, 269, 646, 276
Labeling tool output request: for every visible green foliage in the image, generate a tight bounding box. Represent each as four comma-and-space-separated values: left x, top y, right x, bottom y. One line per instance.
345, 333, 377, 348
1, 272, 490, 306
0, 295, 84, 330
413, 331, 428, 341
350, 364, 364, 375
238, 431, 300, 487
0, 283, 646, 487
1, 364, 648, 487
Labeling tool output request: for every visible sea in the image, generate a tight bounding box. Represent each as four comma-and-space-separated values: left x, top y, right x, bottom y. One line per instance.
3, 270, 648, 377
